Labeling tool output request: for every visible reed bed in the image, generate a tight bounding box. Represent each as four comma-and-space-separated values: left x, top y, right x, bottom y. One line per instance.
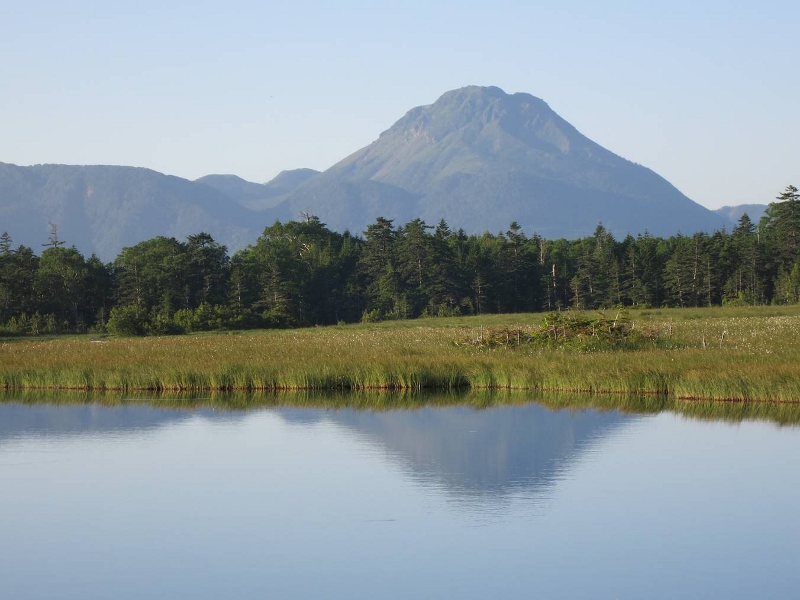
2, 305, 800, 403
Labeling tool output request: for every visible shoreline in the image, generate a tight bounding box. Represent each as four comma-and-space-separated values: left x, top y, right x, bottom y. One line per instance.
1, 382, 799, 405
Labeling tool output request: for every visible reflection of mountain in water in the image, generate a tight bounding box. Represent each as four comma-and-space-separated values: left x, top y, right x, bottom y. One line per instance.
0, 400, 636, 501
0, 403, 244, 444
281, 404, 636, 501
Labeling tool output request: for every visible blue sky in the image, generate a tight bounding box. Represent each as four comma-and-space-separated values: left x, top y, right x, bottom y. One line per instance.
2, 0, 797, 208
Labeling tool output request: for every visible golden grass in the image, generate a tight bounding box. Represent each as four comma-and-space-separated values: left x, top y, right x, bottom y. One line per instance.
2, 305, 800, 403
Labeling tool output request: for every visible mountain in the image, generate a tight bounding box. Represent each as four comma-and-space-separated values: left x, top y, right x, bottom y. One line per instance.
263, 168, 320, 196
1, 87, 734, 257
197, 168, 319, 210
0, 163, 268, 260
0, 400, 632, 505
271, 86, 727, 238
715, 204, 768, 226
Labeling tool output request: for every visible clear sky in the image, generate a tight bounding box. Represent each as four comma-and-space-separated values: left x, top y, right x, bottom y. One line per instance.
2, 0, 797, 209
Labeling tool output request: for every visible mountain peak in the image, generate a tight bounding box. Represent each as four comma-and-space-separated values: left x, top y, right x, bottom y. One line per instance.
435, 85, 549, 106
382, 85, 566, 158
423, 86, 554, 122
437, 84, 507, 99
272, 86, 727, 238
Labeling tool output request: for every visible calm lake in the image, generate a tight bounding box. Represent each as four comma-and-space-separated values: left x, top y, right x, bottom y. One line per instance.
1, 394, 799, 599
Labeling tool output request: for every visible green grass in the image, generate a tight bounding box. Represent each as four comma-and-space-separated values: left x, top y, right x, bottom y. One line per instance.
2, 305, 800, 403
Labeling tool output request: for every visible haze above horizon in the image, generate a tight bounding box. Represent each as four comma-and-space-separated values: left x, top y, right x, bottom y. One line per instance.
2, 0, 798, 209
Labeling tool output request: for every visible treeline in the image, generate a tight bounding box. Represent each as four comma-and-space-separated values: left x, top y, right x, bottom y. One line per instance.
1, 186, 798, 336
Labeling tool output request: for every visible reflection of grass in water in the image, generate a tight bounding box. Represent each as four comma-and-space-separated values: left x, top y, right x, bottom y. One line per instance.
2, 388, 800, 427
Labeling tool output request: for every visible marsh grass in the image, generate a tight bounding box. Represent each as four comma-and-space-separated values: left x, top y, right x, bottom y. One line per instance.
2, 305, 800, 403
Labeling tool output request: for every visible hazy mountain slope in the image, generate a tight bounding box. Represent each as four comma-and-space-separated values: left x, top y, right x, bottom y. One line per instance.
0, 163, 267, 260
195, 174, 275, 208
276, 86, 727, 238
197, 168, 319, 210
0, 87, 733, 255
264, 168, 320, 195
715, 204, 768, 226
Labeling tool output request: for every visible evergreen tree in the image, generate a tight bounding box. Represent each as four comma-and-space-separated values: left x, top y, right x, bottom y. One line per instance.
36, 247, 89, 329
360, 218, 400, 317
2, 246, 39, 319
0, 232, 11, 255
42, 222, 65, 249
114, 237, 188, 315
764, 185, 800, 269
395, 219, 434, 315
428, 220, 467, 314
498, 222, 538, 312
724, 215, 762, 303
85, 255, 114, 327
186, 232, 230, 307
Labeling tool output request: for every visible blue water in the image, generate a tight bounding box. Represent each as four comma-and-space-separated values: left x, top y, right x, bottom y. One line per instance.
1, 401, 799, 599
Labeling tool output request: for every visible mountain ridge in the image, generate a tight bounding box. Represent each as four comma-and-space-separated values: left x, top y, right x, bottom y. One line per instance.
196, 168, 319, 210
0, 162, 262, 260
1, 86, 750, 258
272, 85, 727, 237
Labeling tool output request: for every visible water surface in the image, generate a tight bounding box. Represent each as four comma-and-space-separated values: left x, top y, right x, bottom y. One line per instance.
1, 395, 799, 599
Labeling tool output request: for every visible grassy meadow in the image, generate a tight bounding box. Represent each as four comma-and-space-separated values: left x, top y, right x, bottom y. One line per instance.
2, 305, 800, 403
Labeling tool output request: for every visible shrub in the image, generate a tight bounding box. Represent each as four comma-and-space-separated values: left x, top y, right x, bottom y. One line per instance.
193, 303, 232, 331
456, 310, 658, 351
361, 309, 382, 323
145, 311, 184, 336
106, 306, 149, 336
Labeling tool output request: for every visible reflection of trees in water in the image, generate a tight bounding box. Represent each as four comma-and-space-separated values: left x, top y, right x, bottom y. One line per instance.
2, 391, 798, 501
0, 397, 633, 503
0, 402, 246, 444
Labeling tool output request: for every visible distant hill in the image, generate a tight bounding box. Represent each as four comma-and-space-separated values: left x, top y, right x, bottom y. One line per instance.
271, 86, 727, 238
715, 204, 768, 226
0, 163, 266, 260
1, 87, 740, 258
197, 168, 319, 210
